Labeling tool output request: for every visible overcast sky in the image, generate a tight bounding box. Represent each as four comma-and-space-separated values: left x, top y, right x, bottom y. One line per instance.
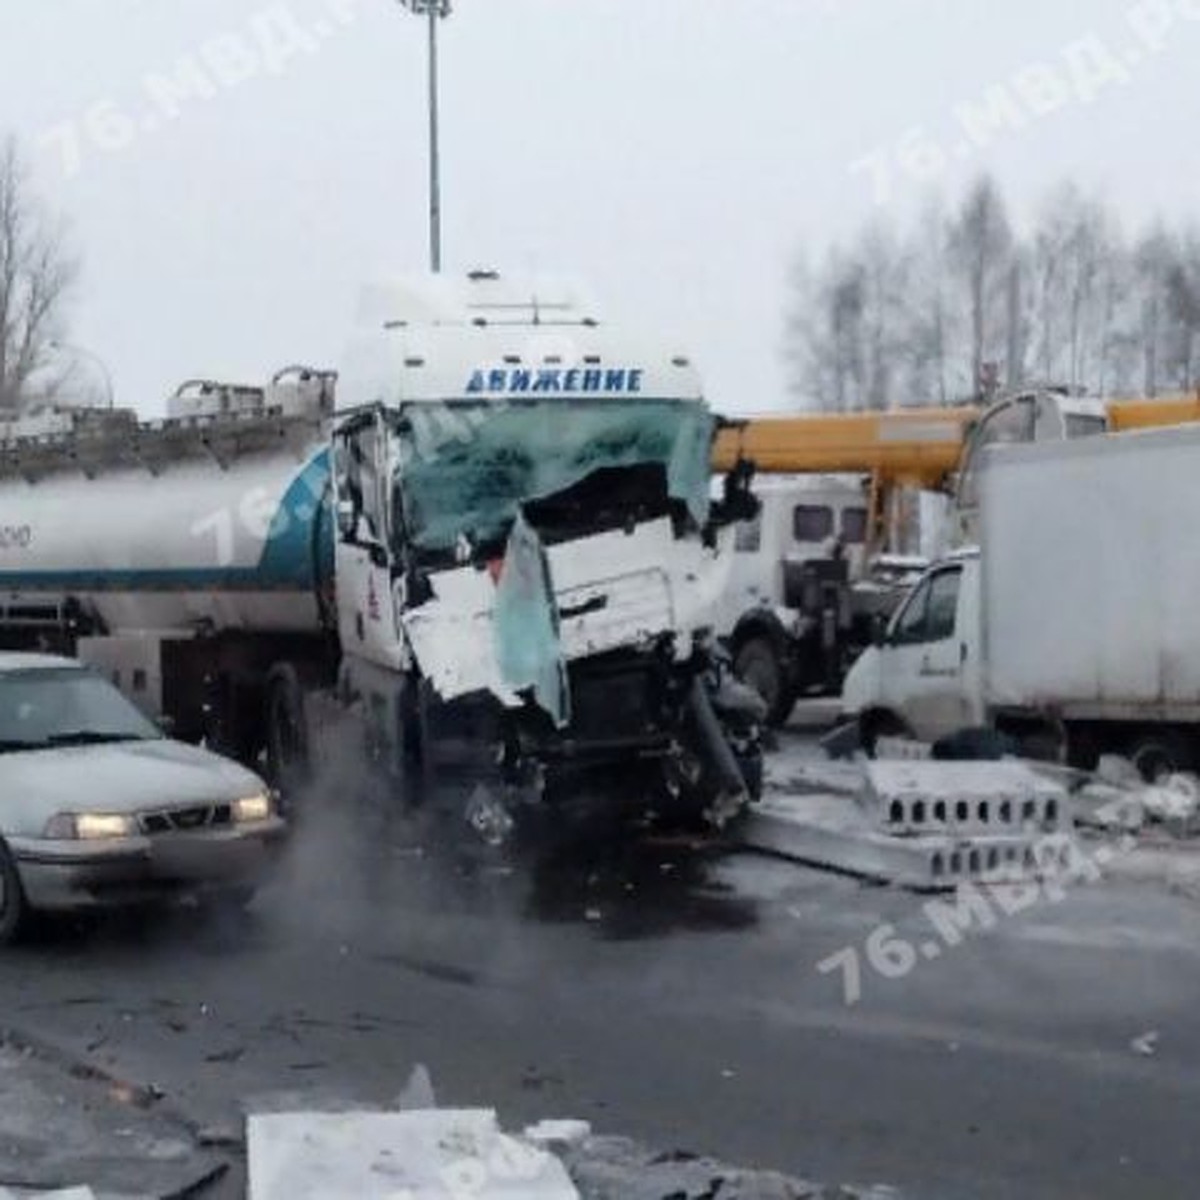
1, 0, 1197, 416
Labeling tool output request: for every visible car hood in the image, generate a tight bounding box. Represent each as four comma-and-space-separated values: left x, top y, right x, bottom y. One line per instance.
0, 739, 267, 833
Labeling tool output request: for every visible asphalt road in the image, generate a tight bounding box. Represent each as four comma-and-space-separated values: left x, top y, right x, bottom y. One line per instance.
3, 729, 1200, 1199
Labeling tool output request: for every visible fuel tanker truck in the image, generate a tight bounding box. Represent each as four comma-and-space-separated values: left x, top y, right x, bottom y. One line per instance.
0, 273, 763, 826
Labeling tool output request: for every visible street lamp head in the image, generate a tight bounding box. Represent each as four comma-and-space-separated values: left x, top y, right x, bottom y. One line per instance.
398, 0, 451, 15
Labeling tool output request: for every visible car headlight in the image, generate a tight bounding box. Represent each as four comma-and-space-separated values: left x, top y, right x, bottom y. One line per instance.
44, 812, 137, 840
232, 793, 273, 823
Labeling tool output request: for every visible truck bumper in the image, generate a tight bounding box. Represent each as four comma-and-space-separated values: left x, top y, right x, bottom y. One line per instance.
9, 818, 287, 912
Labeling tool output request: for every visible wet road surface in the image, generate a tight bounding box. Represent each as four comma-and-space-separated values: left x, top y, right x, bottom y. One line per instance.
3, 731, 1200, 1199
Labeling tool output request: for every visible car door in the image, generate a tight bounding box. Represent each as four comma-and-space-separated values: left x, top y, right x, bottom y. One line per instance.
879, 564, 968, 741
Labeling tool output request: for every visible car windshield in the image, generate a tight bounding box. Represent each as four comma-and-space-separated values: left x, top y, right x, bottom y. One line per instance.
0, 668, 161, 752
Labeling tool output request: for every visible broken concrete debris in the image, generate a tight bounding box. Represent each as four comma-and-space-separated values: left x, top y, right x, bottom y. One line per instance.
750, 737, 1200, 891
1130, 1030, 1160, 1057
243, 1061, 893, 1200
559, 1135, 900, 1199
741, 758, 1077, 891
247, 1108, 578, 1199
1140, 774, 1199, 823
395, 1063, 438, 1112
245, 1106, 893, 1200
1074, 758, 1200, 836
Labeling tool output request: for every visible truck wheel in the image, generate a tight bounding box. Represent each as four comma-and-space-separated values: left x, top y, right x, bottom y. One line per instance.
860, 711, 910, 759
265, 663, 310, 798
1128, 735, 1192, 782
734, 637, 795, 728
0, 842, 31, 946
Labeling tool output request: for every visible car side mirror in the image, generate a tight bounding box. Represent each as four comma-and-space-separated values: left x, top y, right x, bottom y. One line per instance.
871, 613, 888, 647
156, 713, 176, 736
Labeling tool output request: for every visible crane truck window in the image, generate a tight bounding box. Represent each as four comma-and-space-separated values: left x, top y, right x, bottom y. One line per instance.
792, 505, 834, 543
840, 508, 868, 545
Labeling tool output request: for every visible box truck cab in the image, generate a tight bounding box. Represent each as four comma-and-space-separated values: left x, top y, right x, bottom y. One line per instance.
841, 549, 984, 748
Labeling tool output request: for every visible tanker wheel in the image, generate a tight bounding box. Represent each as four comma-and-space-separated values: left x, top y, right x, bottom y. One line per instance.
733, 637, 796, 728
265, 664, 310, 799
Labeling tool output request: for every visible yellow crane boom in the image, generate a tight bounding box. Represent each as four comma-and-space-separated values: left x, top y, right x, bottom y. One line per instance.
713, 390, 1200, 554
712, 407, 979, 485
1107, 394, 1200, 432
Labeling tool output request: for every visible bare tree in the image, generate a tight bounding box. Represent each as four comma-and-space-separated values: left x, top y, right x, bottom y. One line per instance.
1028, 184, 1113, 390
1133, 225, 1174, 396
902, 200, 953, 404
785, 247, 867, 412
856, 220, 909, 410
782, 174, 1200, 411
947, 175, 1014, 397
785, 220, 910, 412
1164, 227, 1200, 389
0, 136, 79, 413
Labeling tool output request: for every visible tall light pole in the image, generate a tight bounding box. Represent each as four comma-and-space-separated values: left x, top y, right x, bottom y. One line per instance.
398, 0, 451, 273
49, 340, 115, 410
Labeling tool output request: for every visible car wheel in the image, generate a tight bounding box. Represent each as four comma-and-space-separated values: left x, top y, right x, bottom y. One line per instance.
0, 842, 31, 945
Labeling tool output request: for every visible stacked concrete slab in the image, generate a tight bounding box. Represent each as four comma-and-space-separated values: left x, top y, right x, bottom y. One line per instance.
740, 758, 1076, 890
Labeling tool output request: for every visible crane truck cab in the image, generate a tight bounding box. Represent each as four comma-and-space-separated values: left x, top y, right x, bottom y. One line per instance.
713, 475, 877, 726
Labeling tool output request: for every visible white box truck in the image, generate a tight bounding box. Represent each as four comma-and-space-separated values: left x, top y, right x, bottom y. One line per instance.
841, 423, 1200, 776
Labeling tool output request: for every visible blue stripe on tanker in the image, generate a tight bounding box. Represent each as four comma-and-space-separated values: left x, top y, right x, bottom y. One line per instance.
0, 451, 333, 594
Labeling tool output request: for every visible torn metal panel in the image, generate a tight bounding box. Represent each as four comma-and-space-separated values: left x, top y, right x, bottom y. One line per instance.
493, 512, 569, 727
402, 518, 733, 705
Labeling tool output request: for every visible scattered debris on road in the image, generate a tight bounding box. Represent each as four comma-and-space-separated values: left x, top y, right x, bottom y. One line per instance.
749, 733, 1200, 894
1130, 1030, 1160, 1057
245, 1102, 900, 1200
0, 1027, 227, 1198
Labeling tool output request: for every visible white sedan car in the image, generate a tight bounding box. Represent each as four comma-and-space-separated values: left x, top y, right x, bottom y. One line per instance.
0, 653, 286, 942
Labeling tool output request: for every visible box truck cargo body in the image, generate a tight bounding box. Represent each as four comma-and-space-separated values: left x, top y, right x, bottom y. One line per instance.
841, 424, 1200, 774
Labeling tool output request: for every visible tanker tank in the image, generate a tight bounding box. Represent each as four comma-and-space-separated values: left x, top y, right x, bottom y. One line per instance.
0, 368, 335, 640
